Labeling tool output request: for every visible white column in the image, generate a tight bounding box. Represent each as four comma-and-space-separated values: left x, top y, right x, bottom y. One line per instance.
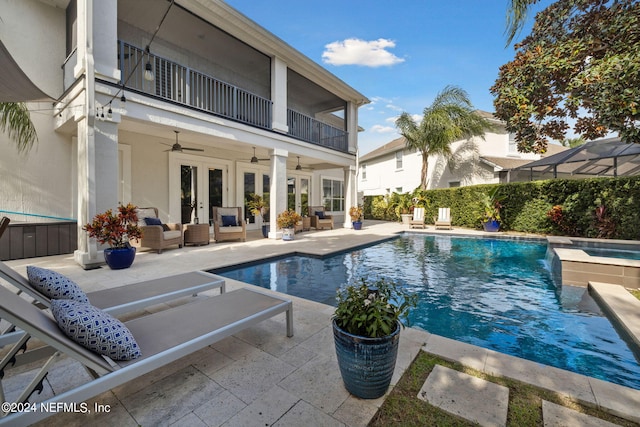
346, 101, 359, 154
271, 57, 288, 134
343, 165, 357, 228
268, 148, 288, 238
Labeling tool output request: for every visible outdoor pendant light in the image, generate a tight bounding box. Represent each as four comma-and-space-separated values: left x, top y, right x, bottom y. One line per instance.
144, 46, 154, 81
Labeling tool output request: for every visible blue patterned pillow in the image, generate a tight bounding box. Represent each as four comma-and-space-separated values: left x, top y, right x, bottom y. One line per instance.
221, 215, 237, 227
26, 266, 89, 303
51, 299, 141, 361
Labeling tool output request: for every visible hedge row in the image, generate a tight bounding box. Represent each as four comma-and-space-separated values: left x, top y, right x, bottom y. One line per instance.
362, 176, 640, 240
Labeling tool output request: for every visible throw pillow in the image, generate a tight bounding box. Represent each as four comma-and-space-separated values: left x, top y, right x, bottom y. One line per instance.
26, 266, 89, 303
144, 217, 163, 226
314, 211, 325, 219
51, 299, 142, 361
221, 215, 237, 227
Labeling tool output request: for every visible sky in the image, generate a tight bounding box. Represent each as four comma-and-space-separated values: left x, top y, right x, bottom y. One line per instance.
225, 0, 552, 155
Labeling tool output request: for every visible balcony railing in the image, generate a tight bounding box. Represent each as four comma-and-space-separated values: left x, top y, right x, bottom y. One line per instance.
287, 109, 348, 152
118, 41, 272, 129
117, 41, 348, 152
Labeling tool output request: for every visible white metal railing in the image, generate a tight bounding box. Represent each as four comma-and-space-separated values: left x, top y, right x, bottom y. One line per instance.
287, 109, 348, 152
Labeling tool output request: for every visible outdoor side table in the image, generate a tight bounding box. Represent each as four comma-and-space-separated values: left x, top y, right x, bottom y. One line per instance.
302, 216, 311, 231
184, 223, 210, 246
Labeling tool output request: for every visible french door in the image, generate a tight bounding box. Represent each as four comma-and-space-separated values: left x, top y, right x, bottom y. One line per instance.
170, 153, 229, 225
288, 174, 311, 216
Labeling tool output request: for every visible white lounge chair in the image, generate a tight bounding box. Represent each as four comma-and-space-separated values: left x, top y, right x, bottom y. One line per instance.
0, 284, 293, 426
409, 207, 426, 229
434, 207, 453, 230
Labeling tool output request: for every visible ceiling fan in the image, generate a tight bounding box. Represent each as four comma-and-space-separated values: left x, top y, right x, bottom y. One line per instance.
250, 147, 269, 163
295, 156, 313, 170
163, 130, 204, 152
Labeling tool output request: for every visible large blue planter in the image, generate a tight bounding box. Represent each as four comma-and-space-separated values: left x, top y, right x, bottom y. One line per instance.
352, 221, 362, 230
333, 319, 400, 399
103, 247, 136, 270
482, 220, 501, 232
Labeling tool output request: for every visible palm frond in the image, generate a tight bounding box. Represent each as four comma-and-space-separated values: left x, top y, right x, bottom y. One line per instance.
0, 102, 38, 153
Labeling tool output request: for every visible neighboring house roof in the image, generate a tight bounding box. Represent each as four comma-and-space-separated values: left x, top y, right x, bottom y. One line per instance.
360, 137, 407, 162
480, 156, 533, 170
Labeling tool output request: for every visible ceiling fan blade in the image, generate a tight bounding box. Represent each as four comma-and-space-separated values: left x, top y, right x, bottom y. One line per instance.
183, 147, 204, 152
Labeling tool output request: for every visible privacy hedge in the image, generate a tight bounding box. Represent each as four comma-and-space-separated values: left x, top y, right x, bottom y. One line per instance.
362, 176, 640, 240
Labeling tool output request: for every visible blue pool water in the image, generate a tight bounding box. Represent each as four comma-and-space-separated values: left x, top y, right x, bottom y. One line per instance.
215, 234, 640, 390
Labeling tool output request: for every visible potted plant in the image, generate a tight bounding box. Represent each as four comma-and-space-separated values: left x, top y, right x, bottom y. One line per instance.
478, 187, 503, 232
349, 205, 364, 230
247, 193, 269, 238
83, 203, 143, 269
389, 192, 413, 225
277, 209, 302, 241
333, 278, 418, 399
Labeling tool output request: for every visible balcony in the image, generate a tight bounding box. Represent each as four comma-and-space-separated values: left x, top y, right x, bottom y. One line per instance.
117, 41, 349, 152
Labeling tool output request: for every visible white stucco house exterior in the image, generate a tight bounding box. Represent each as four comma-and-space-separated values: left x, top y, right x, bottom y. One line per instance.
358, 111, 566, 196
0, 0, 369, 267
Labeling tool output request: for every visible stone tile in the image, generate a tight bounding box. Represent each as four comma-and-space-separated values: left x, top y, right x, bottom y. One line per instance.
542, 400, 619, 427
277, 342, 318, 368
418, 364, 509, 427
210, 348, 295, 404
332, 395, 380, 427
192, 390, 247, 426
484, 352, 595, 405
273, 400, 345, 427
170, 412, 208, 427
210, 336, 263, 361
279, 353, 350, 413
589, 376, 640, 423
223, 385, 298, 427
120, 365, 224, 426
423, 334, 488, 371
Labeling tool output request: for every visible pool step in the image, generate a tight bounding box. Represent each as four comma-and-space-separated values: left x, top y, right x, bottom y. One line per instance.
588, 281, 640, 351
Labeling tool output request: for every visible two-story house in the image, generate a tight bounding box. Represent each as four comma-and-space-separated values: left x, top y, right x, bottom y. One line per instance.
358, 111, 566, 196
0, 0, 368, 267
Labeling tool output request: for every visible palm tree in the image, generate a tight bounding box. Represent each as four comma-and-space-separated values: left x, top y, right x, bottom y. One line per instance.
505, 0, 536, 45
0, 102, 38, 153
395, 85, 494, 190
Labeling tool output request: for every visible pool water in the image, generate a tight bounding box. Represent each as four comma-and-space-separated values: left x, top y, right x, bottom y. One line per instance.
584, 248, 640, 261
215, 234, 640, 390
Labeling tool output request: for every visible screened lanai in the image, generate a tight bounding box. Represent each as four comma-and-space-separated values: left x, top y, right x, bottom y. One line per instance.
510, 137, 640, 181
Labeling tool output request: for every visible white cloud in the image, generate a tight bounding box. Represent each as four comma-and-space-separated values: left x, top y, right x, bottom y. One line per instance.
369, 124, 396, 134
322, 38, 404, 67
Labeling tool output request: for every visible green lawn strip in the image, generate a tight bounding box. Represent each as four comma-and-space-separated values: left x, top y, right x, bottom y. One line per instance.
370, 351, 638, 427
630, 288, 640, 301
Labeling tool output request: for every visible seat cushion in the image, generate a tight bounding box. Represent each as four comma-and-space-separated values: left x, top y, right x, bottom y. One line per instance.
26, 266, 89, 303
163, 230, 182, 240
51, 299, 142, 361
221, 215, 237, 227
218, 226, 243, 233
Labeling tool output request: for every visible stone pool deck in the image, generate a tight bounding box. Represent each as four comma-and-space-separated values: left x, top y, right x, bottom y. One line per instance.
1, 221, 639, 426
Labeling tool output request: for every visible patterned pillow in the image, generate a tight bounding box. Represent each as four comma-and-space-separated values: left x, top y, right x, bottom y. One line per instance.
51, 299, 142, 361
26, 266, 89, 303
221, 215, 237, 227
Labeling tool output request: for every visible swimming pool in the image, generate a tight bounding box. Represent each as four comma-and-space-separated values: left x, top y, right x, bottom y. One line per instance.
214, 233, 640, 390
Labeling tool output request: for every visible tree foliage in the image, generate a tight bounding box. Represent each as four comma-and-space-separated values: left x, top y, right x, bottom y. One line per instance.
492, 0, 640, 153
395, 85, 494, 190
0, 102, 38, 153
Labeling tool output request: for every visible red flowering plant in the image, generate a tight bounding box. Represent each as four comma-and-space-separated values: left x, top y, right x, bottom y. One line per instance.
83, 203, 143, 249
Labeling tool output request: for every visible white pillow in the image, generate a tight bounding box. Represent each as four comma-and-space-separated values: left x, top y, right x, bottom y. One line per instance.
51, 299, 142, 361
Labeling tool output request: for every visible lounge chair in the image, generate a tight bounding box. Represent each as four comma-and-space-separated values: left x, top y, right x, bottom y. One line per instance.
0, 261, 225, 316
434, 207, 453, 230
0, 284, 293, 426
308, 206, 333, 230
212, 207, 247, 243
409, 207, 426, 229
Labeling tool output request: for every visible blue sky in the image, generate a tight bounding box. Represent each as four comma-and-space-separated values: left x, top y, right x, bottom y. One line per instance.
225, 0, 551, 155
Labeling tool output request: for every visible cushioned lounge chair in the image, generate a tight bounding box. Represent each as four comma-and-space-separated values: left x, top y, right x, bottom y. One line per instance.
308, 206, 333, 230
132, 207, 183, 254
434, 207, 453, 230
409, 207, 426, 229
212, 207, 246, 243
0, 261, 225, 315
0, 284, 293, 426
